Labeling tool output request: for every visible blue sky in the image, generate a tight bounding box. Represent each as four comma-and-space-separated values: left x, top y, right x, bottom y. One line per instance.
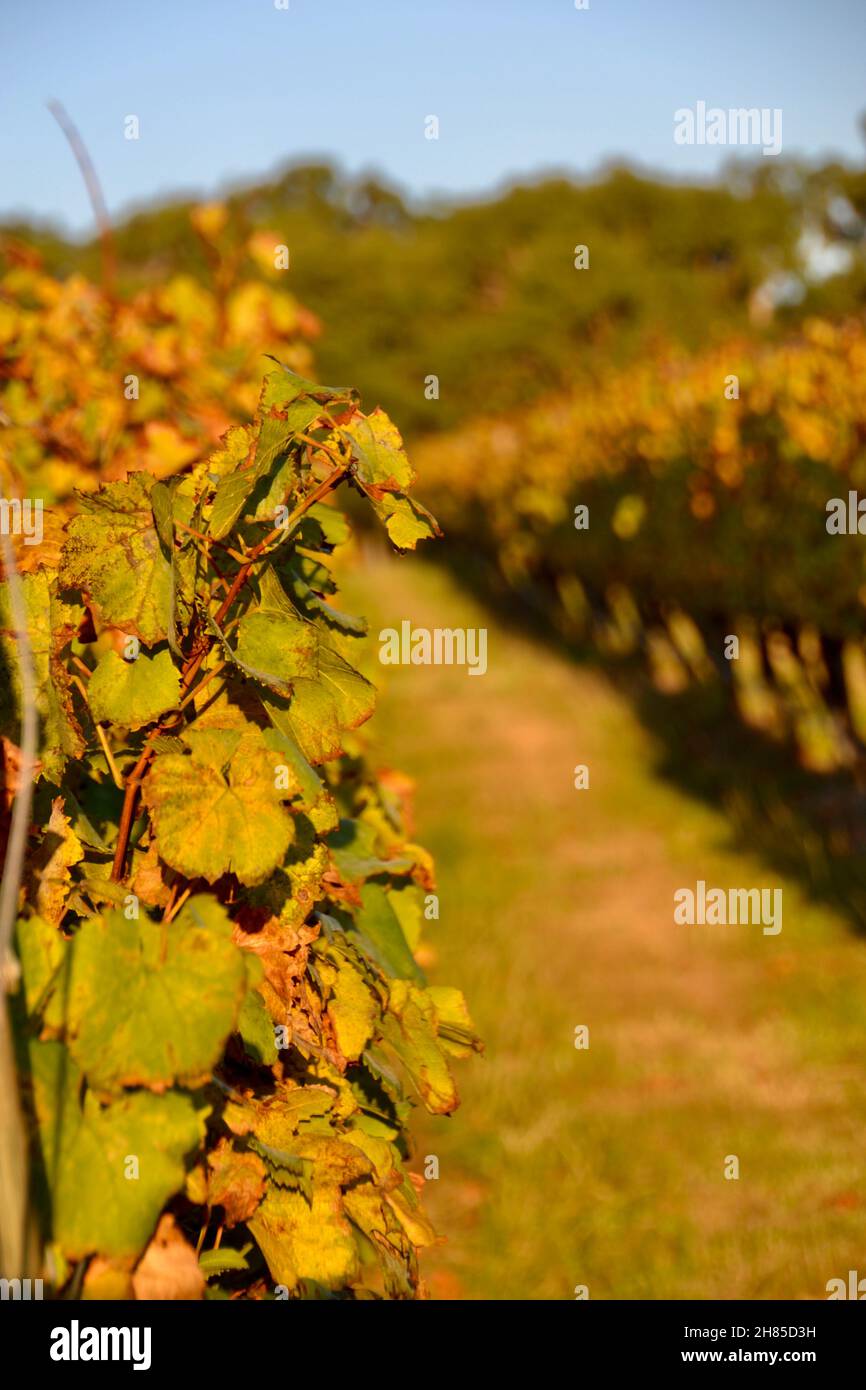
2, 0, 865, 234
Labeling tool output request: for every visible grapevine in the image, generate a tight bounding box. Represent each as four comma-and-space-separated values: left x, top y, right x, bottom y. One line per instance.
0, 228, 477, 1300
417, 317, 866, 773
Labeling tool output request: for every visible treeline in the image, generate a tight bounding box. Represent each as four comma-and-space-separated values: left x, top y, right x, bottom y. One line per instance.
5, 154, 866, 436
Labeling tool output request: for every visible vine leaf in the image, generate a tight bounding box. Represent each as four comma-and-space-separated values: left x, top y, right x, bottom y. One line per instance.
381, 980, 462, 1115
24, 796, 84, 927
207, 376, 325, 541
235, 570, 320, 693
88, 648, 181, 730
260, 363, 357, 410
260, 709, 339, 833
350, 882, 425, 984
142, 730, 295, 885
28, 1040, 208, 1260
131, 1214, 205, 1301
0, 571, 85, 781
329, 820, 415, 885
370, 493, 442, 551
202, 1139, 267, 1227
16, 912, 67, 1026
247, 1134, 373, 1291
204, 426, 256, 541
248, 1181, 358, 1291
343, 408, 415, 497
427, 986, 482, 1059
65, 897, 247, 1090
60, 473, 173, 644
319, 948, 380, 1062
276, 644, 376, 765
237, 982, 280, 1065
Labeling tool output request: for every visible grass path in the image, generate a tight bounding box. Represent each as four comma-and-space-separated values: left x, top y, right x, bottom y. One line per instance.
344, 551, 866, 1300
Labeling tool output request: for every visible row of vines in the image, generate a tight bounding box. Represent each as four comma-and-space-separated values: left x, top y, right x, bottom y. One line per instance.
0, 214, 478, 1300
417, 317, 866, 779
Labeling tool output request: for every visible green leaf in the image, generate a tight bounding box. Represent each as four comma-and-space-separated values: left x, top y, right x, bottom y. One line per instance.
387, 881, 427, 952
205, 427, 256, 540
260, 709, 325, 805
427, 986, 482, 1059
248, 1144, 315, 1200
149, 479, 176, 551
277, 644, 376, 766
371, 493, 442, 551
293, 501, 351, 552
199, 1248, 251, 1278
234, 570, 320, 694
343, 408, 414, 496
57, 786, 111, 853
16, 913, 67, 1024
238, 985, 279, 1065
381, 980, 460, 1115
88, 648, 181, 730
246, 1134, 374, 1291
260, 363, 358, 410
329, 820, 414, 885
208, 390, 322, 541
65, 897, 247, 1090
282, 558, 368, 635
150, 479, 195, 655
142, 728, 295, 884
319, 947, 380, 1062
260, 712, 339, 834
60, 473, 173, 645
0, 572, 85, 781
28, 1040, 207, 1260
350, 882, 424, 984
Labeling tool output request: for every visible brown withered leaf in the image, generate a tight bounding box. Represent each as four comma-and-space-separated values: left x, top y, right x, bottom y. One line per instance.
25, 796, 84, 926
1, 736, 27, 809
131, 838, 173, 909
11, 507, 67, 576
233, 911, 313, 1016
0, 737, 27, 864
374, 766, 417, 838
132, 1214, 205, 1301
205, 1139, 267, 1227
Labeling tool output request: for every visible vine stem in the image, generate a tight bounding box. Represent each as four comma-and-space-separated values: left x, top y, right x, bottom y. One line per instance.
69, 675, 124, 789
164, 886, 191, 925
109, 461, 348, 883
210, 458, 349, 627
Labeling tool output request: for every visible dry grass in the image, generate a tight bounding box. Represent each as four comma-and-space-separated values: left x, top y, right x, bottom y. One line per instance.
343, 550, 866, 1301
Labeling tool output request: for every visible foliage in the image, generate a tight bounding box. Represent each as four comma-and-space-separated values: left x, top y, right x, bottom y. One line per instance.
0, 233, 478, 1300
416, 315, 866, 774
10, 158, 866, 437
0, 217, 318, 505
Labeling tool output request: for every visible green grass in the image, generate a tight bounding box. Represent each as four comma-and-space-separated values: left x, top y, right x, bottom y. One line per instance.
343, 550, 866, 1301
